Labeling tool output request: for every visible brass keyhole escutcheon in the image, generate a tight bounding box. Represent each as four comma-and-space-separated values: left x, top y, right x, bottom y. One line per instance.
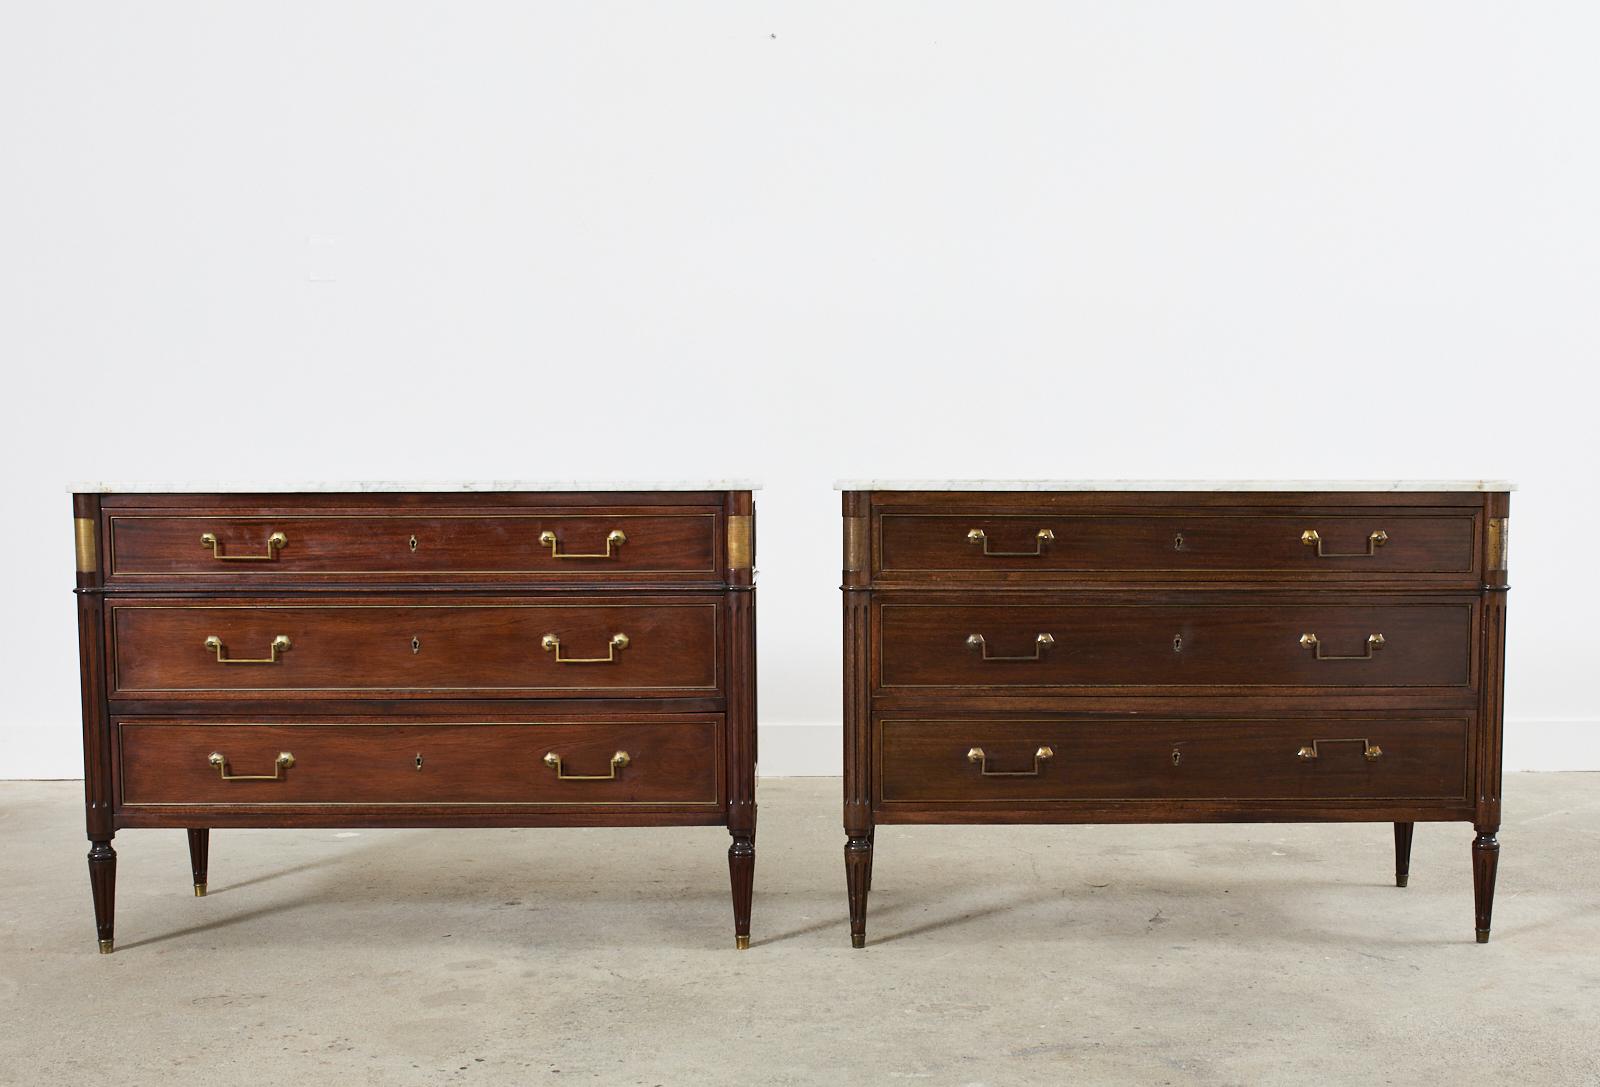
411, 636, 421, 654
1173, 533, 1184, 551
415, 753, 423, 771
1172, 749, 1183, 766
1173, 634, 1183, 653
408, 535, 418, 553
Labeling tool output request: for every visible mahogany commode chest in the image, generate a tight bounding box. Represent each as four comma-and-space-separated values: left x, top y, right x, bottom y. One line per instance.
839, 481, 1512, 946
71, 482, 758, 952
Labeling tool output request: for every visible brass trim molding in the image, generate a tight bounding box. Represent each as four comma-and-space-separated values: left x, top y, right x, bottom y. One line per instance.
727, 515, 753, 571
75, 518, 97, 573
843, 516, 867, 573
1488, 517, 1508, 572
105, 513, 719, 576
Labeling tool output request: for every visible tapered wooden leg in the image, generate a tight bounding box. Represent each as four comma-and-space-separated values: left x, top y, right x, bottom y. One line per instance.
864, 827, 875, 896
87, 839, 116, 954
1393, 822, 1414, 887
1473, 827, 1500, 943
187, 828, 210, 896
845, 835, 873, 948
728, 832, 754, 950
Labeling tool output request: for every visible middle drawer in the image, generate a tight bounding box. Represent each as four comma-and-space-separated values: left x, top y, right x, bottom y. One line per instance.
879, 599, 1475, 689
109, 596, 721, 698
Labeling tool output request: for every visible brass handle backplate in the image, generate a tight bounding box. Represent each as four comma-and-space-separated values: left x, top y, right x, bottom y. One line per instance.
200, 531, 286, 561
966, 527, 1054, 557
209, 751, 295, 781
1299, 632, 1385, 660
543, 750, 630, 781
967, 745, 1054, 777
204, 634, 291, 664
541, 632, 629, 663
1297, 739, 1383, 762
967, 632, 1054, 661
1301, 529, 1387, 557
538, 529, 626, 559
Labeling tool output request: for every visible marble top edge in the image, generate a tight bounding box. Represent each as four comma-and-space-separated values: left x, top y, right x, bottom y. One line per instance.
833, 480, 1516, 492
69, 480, 761, 494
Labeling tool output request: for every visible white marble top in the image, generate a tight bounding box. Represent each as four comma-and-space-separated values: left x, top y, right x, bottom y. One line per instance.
69, 480, 760, 494
835, 479, 1515, 492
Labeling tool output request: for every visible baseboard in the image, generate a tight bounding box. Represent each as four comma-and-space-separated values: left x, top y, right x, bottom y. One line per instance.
1502, 719, 1599, 772
754, 719, 1600, 778
756, 722, 844, 778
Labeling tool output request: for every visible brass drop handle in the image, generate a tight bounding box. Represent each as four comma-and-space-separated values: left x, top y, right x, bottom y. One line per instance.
200, 531, 287, 561
1300, 632, 1385, 660
967, 745, 1054, 777
543, 750, 630, 781
538, 529, 626, 559
209, 751, 294, 781
967, 632, 1054, 661
204, 634, 291, 664
1297, 739, 1383, 762
541, 632, 629, 663
1301, 529, 1387, 557
967, 527, 1055, 557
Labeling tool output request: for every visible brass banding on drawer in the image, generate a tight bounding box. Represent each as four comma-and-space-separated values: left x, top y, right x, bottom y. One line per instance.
106, 511, 720, 579
111, 598, 720, 696
118, 719, 722, 807
878, 511, 1477, 579
880, 602, 1471, 689
877, 717, 1469, 803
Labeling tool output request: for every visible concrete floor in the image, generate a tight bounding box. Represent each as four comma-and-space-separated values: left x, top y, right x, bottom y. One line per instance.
1, 775, 1596, 1086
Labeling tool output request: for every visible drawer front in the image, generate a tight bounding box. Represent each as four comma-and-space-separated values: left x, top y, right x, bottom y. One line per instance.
110, 599, 719, 697
117, 718, 722, 807
878, 717, 1470, 803
879, 602, 1473, 689
106, 511, 718, 580
877, 511, 1477, 580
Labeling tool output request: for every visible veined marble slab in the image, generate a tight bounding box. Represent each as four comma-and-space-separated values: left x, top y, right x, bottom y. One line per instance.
69, 480, 761, 494
834, 479, 1516, 492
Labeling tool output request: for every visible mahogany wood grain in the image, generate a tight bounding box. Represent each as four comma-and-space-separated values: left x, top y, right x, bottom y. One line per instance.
879, 600, 1474, 690
109, 597, 720, 697
877, 717, 1469, 804
842, 487, 1509, 947
1473, 828, 1500, 942
118, 719, 722, 807
1393, 821, 1414, 887
107, 510, 717, 580
721, 498, 757, 950
880, 511, 1476, 578
74, 487, 757, 952
186, 828, 209, 895
87, 841, 115, 953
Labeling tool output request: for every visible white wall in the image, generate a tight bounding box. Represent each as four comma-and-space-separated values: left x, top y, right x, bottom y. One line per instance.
3, 3, 1596, 778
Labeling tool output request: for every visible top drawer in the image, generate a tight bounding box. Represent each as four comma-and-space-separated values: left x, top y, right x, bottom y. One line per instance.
104, 509, 721, 583
873, 507, 1480, 584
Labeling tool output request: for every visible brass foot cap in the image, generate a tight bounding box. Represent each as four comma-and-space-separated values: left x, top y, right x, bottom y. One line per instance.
851, 933, 866, 949
1396, 874, 1409, 888
194, 883, 207, 897
1476, 929, 1491, 944
735, 934, 750, 951
98, 939, 114, 955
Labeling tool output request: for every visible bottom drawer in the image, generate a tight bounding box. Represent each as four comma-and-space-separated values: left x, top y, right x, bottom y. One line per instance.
117, 717, 722, 807
878, 717, 1469, 804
